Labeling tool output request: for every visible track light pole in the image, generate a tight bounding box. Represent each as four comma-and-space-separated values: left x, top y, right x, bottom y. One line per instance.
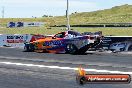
2, 6, 5, 18
66, 0, 70, 30
1, 0, 5, 18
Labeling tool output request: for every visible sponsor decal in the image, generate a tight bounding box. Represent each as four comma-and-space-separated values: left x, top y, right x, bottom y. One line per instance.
6, 35, 24, 43
43, 40, 63, 47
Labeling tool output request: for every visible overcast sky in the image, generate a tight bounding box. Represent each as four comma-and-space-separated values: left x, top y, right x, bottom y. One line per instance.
0, 0, 132, 18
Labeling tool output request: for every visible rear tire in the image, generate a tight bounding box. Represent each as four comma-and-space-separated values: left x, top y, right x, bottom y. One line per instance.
65, 44, 78, 54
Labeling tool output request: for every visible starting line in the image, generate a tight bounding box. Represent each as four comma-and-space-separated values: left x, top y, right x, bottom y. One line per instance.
0, 61, 132, 74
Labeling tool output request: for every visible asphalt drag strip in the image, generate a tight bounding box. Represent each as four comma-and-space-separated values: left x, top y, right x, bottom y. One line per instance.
0, 47, 131, 88
0, 59, 131, 88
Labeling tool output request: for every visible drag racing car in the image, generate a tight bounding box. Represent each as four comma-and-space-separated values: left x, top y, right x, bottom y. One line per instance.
24, 31, 101, 54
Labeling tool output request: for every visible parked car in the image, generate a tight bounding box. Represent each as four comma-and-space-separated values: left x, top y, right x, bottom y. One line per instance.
109, 41, 132, 52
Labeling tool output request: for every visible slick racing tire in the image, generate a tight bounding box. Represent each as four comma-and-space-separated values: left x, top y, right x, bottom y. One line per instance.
24, 44, 30, 52
65, 44, 78, 54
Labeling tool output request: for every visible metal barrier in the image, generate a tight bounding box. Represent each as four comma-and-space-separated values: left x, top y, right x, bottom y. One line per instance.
0, 34, 32, 48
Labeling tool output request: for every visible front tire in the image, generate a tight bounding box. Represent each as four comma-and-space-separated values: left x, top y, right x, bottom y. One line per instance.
24, 44, 34, 52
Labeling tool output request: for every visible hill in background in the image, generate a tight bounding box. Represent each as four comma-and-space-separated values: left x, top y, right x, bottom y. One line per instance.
0, 4, 132, 26
53, 4, 132, 26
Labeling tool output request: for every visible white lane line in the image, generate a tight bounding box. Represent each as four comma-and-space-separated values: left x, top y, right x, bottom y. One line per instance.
0, 61, 132, 74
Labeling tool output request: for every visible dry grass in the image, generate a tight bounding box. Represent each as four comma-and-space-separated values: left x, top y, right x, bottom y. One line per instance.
0, 27, 132, 36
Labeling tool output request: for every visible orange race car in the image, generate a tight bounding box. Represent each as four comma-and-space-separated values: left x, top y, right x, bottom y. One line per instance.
24, 31, 101, 54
